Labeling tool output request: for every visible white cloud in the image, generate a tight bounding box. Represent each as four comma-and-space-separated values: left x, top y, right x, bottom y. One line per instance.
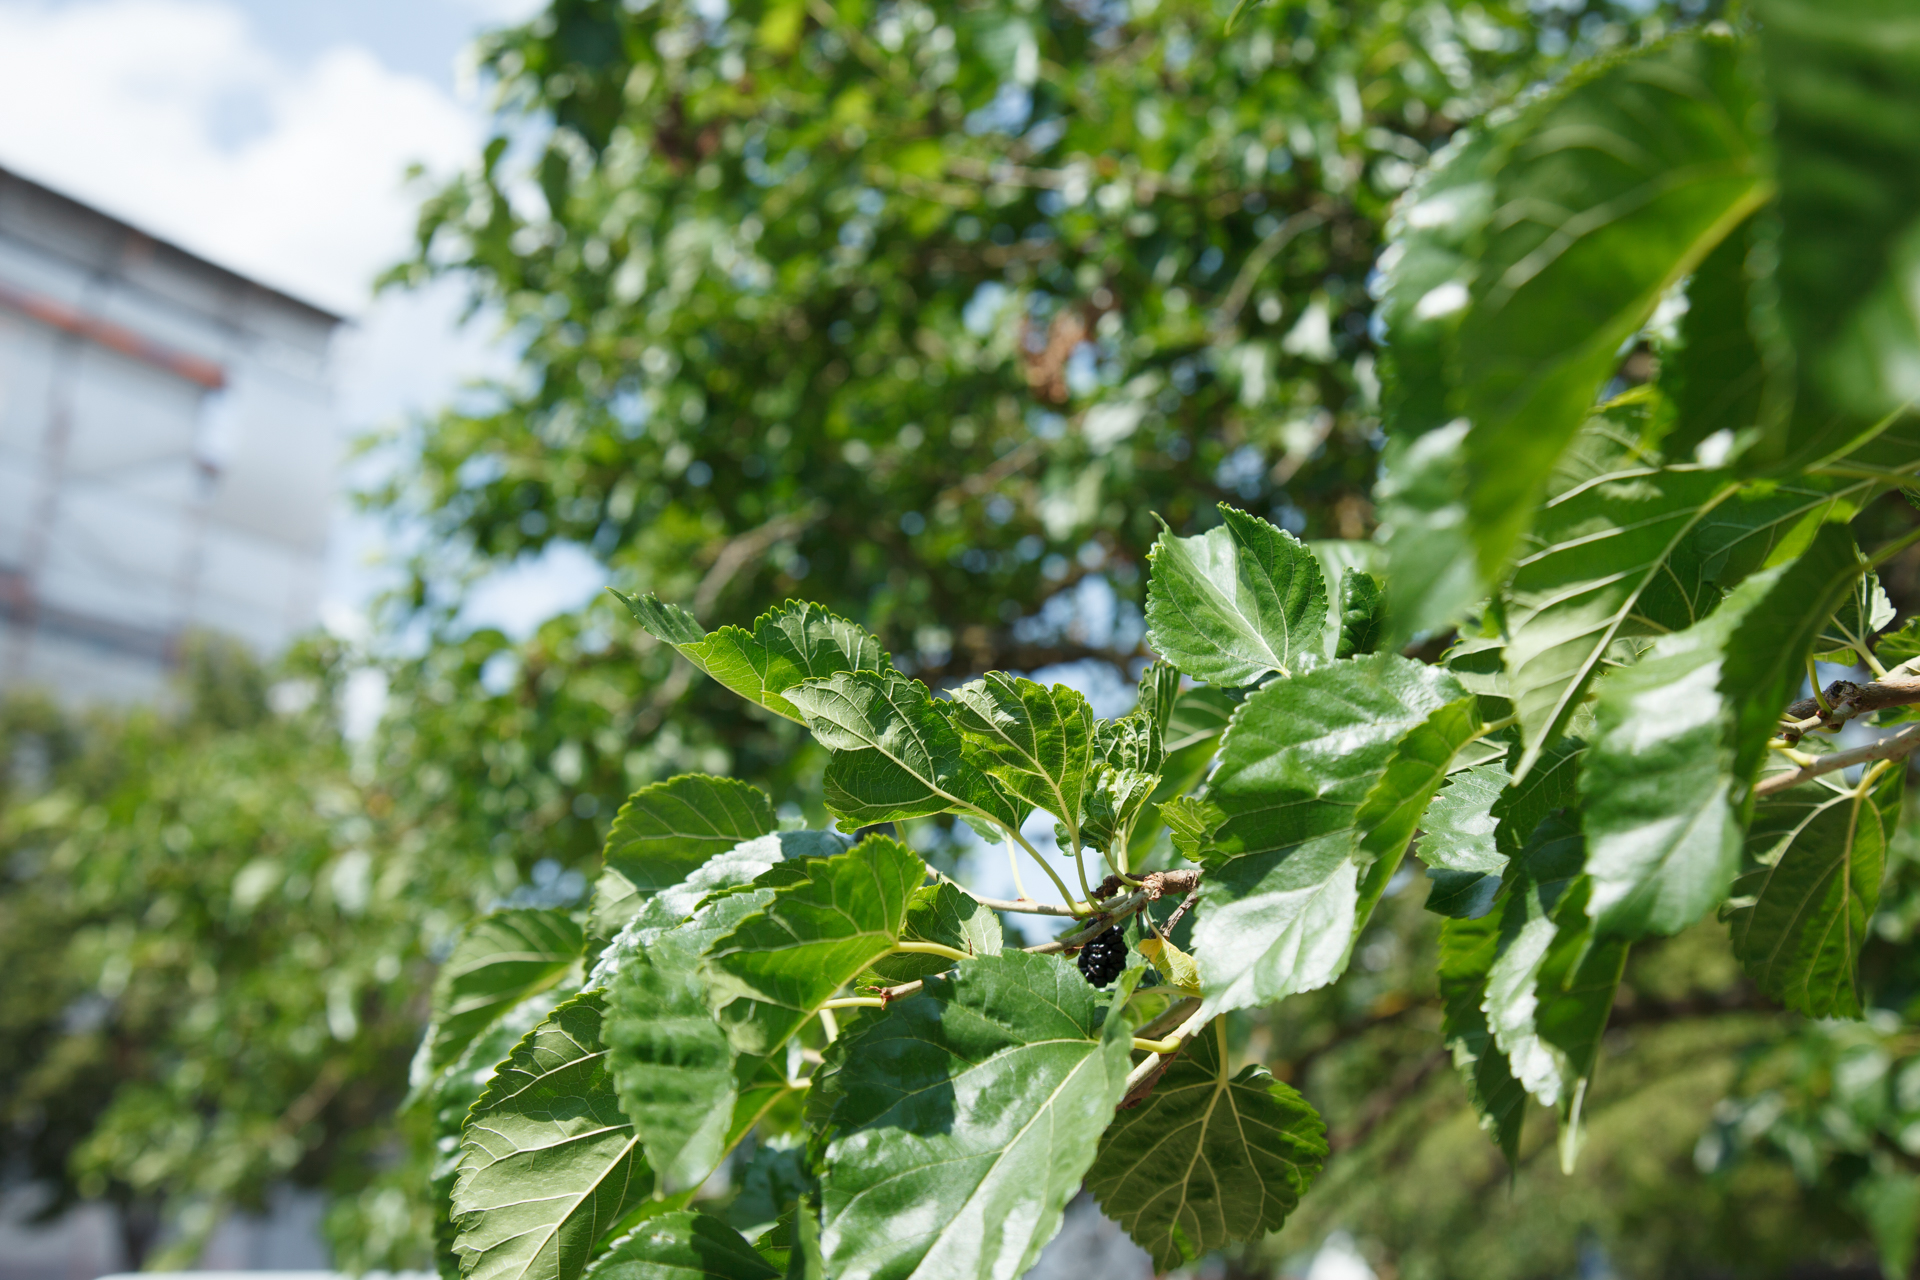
0, 0, 477, 315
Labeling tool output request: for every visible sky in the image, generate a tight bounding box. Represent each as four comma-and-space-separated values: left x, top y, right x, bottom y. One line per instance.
0, 0, 609, 639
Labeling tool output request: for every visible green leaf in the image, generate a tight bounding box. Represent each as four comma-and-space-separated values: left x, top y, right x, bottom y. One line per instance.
863, 880, 1004, 985
1375, 425, 1484, 644
784, 671, 1021, 832
604, 775, 776, 898
1853, 1168, 1920, 1280
1876, 616, 1920, 669
1752, 0, 1920, 466
1438, 911, 1527, 1163
1164, 686, 1241, 754
1082, 683, 1172, 857
1813, 571, 1894, 666
1145, 504, 1329, 685
1503, 465, 1844, 776
1161, 795, 1227, 868
1335, 568, 1385, 659
1457, 35, 1768, 575
583, 1213, 779, 1280
592, 830, 847, 989
1351, 696, 1485, 934
453, 991, 653, 1280
1665, 216, 1781, 460
1374, 126, 1503, 639
1191, 654, 1466, 1015
1730, 765, 1901, 1018
948, 673, 1094, 842
432, 990, 572, 1278
1087, 1021, 1326, 1270
603, 875, 791, 1195
1492, 739, 1585, 858
415, 908, 585, 1091
1582, 525, 1865, 937
705, 835, 923, 1065
818, 951, 1132, 1280
621, 595, 892, 724
1479, 814, 1628, 1164
1416, 763, 1509, 919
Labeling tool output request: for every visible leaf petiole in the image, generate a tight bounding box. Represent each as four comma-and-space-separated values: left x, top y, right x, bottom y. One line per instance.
1132, 1034, 1184, 1054
892, 940, 975, 963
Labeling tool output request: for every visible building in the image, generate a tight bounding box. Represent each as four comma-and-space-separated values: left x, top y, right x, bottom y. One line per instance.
0, 165, 341, 702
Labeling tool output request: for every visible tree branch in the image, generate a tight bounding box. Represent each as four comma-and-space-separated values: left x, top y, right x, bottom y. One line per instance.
1755, 722, 1920, 797
1781, 672, 1920, 732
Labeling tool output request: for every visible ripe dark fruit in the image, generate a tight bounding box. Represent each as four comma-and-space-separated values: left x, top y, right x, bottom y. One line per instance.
1077, 926, 1127, 987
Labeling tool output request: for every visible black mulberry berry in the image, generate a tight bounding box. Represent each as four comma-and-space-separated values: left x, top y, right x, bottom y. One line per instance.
1076, 926, 1127, 987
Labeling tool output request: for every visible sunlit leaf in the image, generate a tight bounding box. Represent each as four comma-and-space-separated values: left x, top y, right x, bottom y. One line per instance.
705, 835, 923, 1063
948, 673, 1094, 843
1351, 696, 1485, 934
1416, 763, 1509, 919
862, 880, 1003, 985
785, 671, 1022, 832
1582, 526, 1864, 937
1373, 127, 1504, 639
819, 952, 1131, 1280
604, 873, 790, 1195
1480, 814, 1627, 1155
602, 774, 776, 900
1438, 911, 1527, 1163
1503, 465, 1844, 776
1457, 35, 1767, 575
1191, 654, 1466, 1015
621, 595, 891, 723
1146, 504, 1328, 686
583, 1212, 779, 1280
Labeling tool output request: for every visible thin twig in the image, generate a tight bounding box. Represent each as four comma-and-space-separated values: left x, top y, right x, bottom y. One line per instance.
1212, 208, 1327, 334
1754, 722, 1920, 797
692, 502, 827, 618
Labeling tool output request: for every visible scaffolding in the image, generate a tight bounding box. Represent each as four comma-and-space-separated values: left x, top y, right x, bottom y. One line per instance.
0, 167, 342, 702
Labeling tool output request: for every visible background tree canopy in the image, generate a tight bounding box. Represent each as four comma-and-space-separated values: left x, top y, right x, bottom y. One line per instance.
16, 0, 1920, 1277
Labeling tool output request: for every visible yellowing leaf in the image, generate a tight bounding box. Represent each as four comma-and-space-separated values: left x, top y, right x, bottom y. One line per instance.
1137, 935, 1203, 995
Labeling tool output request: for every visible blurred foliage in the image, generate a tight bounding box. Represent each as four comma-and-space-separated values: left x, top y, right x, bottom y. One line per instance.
366, 0, 1693, 862
25, 0, 1920, 1275
0, 637, 527, 1268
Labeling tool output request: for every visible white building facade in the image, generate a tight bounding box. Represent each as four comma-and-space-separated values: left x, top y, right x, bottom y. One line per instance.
0, 166, 341, 701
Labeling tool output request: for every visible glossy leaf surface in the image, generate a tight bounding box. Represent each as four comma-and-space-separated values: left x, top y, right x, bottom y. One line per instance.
1192, 655, 1466, 1015
786, 671, 1021, 832
705, 836, 923, 1062
1582, 527, 1864, 937
1145, 505, 1328, 686
583, 1212, 779, 1280
622, 595, 891, 724
603, 775, 776, 899
819, 952, 1131, 1280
